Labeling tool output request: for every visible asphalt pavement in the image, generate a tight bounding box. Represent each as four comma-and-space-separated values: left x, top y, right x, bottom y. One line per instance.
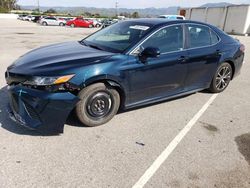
0, 19, 249, 188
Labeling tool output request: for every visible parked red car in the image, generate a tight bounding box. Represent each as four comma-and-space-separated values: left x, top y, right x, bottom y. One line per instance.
66, 17, 94, 28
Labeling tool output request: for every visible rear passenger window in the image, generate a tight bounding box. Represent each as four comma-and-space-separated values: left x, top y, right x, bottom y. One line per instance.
210, 30, 220, 44
187, 24, 219, 48
187, 25, 212, 48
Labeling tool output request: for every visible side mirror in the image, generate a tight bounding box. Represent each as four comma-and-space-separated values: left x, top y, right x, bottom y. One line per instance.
139, 47, 160, 63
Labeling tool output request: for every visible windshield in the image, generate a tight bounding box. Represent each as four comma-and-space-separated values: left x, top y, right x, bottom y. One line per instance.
83, 21, 153, 53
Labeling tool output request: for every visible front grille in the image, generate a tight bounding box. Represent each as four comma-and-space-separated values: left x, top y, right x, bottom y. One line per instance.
23, 102, 40, 121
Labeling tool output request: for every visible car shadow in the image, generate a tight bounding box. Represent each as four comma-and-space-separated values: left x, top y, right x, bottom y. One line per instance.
66, 111, 90, 128
0, 86, 60, 136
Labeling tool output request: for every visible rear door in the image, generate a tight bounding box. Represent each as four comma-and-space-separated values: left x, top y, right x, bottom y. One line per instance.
46, 17, 57, 25
45, 17, 52, 25
51, 17, 58, 25
184, 24, 221, 91
82, 19, 89, 27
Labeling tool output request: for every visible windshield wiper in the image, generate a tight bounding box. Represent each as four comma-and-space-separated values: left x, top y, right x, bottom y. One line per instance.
80, 40, 88, 46
88, 44, 103, 51
81, 40, 103, 51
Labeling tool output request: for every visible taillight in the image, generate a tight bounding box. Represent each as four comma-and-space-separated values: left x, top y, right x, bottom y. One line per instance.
240, 44, 245, 52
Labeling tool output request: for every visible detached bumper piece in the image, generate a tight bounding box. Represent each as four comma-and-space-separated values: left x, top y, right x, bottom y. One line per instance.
7, 85, 79, 133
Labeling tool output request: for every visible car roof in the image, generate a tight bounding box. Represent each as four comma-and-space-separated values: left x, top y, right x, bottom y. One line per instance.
123, 18, 212, 28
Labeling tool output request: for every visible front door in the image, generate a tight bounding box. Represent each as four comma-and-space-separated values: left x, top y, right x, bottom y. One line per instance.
127, 24, 188, 105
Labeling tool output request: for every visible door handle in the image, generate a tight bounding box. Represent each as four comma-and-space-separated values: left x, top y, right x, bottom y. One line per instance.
215, 50, 222, 55
178, 56, 189, 63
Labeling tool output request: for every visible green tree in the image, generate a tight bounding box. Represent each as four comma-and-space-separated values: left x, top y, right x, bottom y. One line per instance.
0, 0, 19, 12
131, 11, 139, 18
44, 8, 57, 14
84, 11, 92, 17
120, 12, 131, 18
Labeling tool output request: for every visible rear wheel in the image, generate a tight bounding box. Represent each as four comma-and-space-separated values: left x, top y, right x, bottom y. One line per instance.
89, 24, 93, 28
76, 83, 120, 127
209, 62, 233, 93
42, 21, 47, 26
59, 22, 64, 26
96, 24, 101, 28
70, 23, 75, 28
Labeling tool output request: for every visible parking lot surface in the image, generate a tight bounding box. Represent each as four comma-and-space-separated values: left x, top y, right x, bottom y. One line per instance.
0, 19, 249, 188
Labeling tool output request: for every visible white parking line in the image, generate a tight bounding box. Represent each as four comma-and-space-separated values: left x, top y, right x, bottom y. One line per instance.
132, 94, 218, 188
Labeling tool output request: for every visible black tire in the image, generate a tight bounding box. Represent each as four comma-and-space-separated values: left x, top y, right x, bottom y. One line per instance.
59, 22, 64, 26
70, 24, 75, 28
89, 24, 93, 28
209, 62, 233, 93
42, 22, 47, 26
96, 24, 101, 28
76, 83, 120, 127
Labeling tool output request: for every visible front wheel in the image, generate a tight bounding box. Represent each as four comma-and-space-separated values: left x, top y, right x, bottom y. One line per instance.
76, 83, 120, 127
59, 22, 64, 26
70, 24, 75, 28
209, 62, 233, 93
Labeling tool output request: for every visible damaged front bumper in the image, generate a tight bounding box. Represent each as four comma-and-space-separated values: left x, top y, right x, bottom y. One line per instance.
7, 85, 80, 133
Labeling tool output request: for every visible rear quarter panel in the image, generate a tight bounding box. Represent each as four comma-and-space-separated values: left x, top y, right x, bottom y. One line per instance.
218, 37, 244, 78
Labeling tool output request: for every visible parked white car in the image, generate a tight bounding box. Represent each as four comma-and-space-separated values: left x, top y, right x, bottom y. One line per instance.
40, 17, 66, 26
23, 15, 33, 21
86, 18, 102, 28
158, 15, 185, 20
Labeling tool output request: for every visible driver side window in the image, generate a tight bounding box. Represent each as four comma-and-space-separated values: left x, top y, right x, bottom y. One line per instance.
141, 25, 184, 54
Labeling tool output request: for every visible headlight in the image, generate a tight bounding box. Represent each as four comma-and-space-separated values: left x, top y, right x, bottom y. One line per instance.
24, 74, 75, 86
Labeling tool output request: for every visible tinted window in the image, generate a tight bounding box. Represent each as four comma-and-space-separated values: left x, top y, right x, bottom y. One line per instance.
141, 25, 183, 53
210, 29, 220, 44
187, 25, 211, 48
46, 17, 56, 20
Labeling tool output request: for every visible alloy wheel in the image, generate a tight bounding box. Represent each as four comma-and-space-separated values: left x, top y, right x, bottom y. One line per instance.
215, 65, 232, 90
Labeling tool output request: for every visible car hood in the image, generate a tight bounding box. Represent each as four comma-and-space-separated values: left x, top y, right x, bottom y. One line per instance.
8, 41, 114, 75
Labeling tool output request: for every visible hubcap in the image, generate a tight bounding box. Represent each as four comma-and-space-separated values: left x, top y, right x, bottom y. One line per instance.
215, 66, 231, 90
87, 92, 112, 119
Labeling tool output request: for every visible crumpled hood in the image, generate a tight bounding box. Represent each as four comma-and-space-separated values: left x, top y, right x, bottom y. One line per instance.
8, 41, 114, 76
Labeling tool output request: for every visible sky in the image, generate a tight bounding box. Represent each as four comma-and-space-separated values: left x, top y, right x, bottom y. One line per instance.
18, 0, 250, 9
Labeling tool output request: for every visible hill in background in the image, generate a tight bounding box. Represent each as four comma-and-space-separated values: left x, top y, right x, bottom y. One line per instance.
200, 2, 233, 7
20, 2, 236, 17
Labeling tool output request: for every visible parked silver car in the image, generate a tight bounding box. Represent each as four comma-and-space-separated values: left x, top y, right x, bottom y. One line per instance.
40, 17, 66, 26
23, 15, 33, 21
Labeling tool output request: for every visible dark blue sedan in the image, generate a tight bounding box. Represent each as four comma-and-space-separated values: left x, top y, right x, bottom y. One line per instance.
5, 19, 245, 133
